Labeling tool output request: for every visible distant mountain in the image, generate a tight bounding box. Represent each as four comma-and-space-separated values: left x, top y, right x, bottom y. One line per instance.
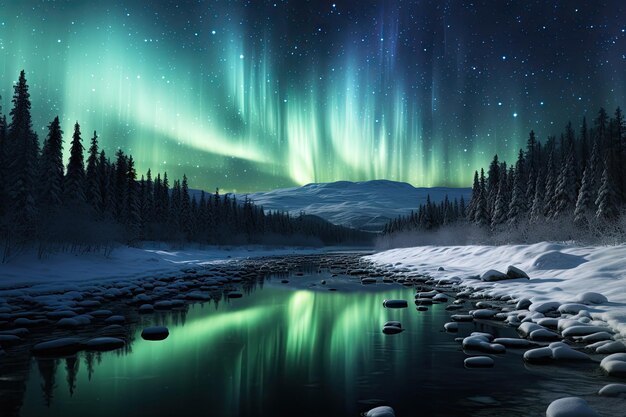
235, 180, 472, 232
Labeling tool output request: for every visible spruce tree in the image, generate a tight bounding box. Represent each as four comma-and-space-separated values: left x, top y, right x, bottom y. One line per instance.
486, 155, 500, 215
126, 155, 140, 238
114, 150, 128, 222
0, 103, 6, 218
474, 169, 489, 227
6, 70, 39, 237
64, 122, 86, 204
467, 170, 480, 222
508, 149, 528, 224
595, 164, 619, 221
38, 116, 64, 210
491, 167, 509, 228
529, 170, 545, 223
551, 143, 577, 218
543, 150, 556, 217
180, 174, 192, 238
85, 131, 101, 213
574, 165, 595, 226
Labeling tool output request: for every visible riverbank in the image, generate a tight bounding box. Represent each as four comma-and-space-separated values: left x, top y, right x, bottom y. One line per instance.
0, 244, 363, 288
366, 242, 626, 337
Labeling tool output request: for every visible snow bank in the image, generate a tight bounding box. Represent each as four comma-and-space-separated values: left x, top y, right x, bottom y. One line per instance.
0, 244, 328, 288
366, 243, 626, 337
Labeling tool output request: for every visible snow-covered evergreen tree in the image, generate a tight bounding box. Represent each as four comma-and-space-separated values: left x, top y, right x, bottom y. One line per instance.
474, 169, 489, 227
543, 150, 556, 217
595, 164, 620, 221
529, 170, 545, 223
551, 143, 577, 218
491, 167, 509, 228
508, 150, 528, 224
574, 165, 595, 226
466, 170, 480, 222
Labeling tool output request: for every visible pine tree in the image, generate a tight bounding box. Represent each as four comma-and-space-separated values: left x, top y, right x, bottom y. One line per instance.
491, 167, 509, 228
114, 150, 128, 222
574, 165, 595, 226
467, 170, 480, 221
97, 150, 111, 216
85, 131, 101, 213
508, 149, 528, 224
180, 174, 192, 238
126, 156, 140, 239
474, 168, 489, 227
595, 164, 619, 221
486, 155, 500, 215
38, 116, 64, 210
543, 150, 556, 217
0, 103, 6, 218
525, 130, 538, 174
6, 70, 39, 237
551, 142, 577, 218
529, 169, 545, 223
64, 122, 86, 204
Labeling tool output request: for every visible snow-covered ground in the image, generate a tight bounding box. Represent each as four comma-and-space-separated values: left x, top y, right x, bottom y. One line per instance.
0, 245, 331, 288
236, 180, 471, 232
366, 242, 626, 337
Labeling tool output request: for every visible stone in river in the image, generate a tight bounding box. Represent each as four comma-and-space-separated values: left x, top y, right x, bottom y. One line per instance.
33, 338, 82, 356
382, 325, 404, 335
366, 406, 395, 417
383, 299, 408, 309
141, 326, 170, 341
464, 356, 494, 368
84, 337, 126, 351
545, 397, 599, 417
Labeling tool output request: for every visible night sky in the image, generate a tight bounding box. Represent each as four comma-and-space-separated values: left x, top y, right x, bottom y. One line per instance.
0, 1, 625, 192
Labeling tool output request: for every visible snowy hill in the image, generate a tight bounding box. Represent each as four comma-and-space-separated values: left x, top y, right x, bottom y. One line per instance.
236, 180, 472, 232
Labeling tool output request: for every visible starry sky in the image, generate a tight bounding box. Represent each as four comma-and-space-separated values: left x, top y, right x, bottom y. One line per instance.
0, 1, 625, 192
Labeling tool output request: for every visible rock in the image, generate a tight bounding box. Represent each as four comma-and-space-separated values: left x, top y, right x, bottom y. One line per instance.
444, 322, 459, 332
580, 332, 612, 343
506, 265, 529, 279
493, 338, 533, 348
437, 266, 445, 271
227, 291, 243, 298
0, 334, 21, 347
602, 361, 626, 377
529, 329, 561, 341
550, 346, 590, 361
545, 397, 599, 417
596, 341, 626, 354
139, 304, 154, 313
141, 326, 170, 341
445, 304, 463, 311
518, 322, 545, 337
451, 314, 474, 322
462, 334, 505, 353
104, 315, 125, 324
562, 326, 610, 338
598, 383, 626, 397
480, 269, 508, 282
382, 325, 404, 335
432, 293, 448, 302
516, 298, 532, 310
574, 292, 608, 305
472, 309, 497, 319
366, 406, 395, 417
464, 356, 495, 368
557, 304, 588, 314
529, 301, 560, 314
416, 306, 428, 312
33, 338, 82, 356
361, 277, 377, 284
383, 299, 408, 309
84, 337, 126, 351
90, 309, 113, 318
524, 347, 554, 363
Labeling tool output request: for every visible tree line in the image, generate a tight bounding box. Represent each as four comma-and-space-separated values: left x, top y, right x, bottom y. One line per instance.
384, 106, 626, 240
0, 71, 369, 260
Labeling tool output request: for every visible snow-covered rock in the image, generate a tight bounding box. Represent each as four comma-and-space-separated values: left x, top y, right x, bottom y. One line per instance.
506, 265, 529, 279
383, 299, 408, 308
365, 405, 395, 417
480, 270, 508, 282
596, 340, 626, 354
598, 383, 626, 397
84, 337, 125, 351
545, 397, 598, 417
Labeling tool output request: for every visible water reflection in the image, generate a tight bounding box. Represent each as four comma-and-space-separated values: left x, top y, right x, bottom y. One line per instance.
9, 273, 625, 417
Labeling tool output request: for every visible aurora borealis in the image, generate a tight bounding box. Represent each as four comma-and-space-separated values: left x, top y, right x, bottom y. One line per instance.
0, 1, 625, 192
